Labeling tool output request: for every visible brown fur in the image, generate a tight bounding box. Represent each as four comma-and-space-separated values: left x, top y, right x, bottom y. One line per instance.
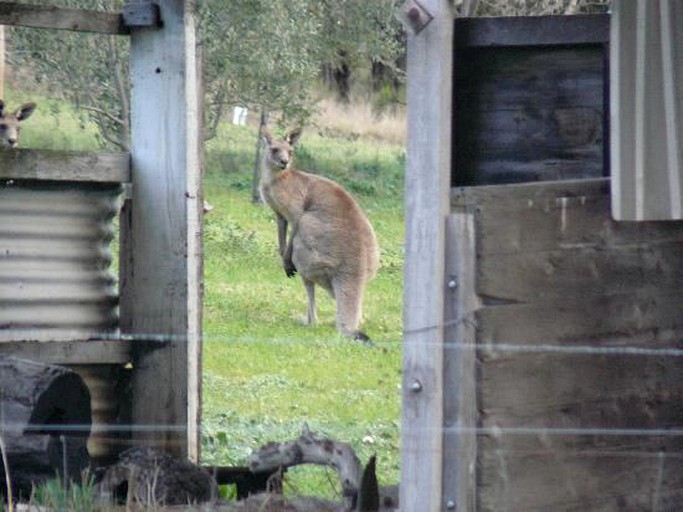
259, 126, 380, 342
0, 100, 36, 148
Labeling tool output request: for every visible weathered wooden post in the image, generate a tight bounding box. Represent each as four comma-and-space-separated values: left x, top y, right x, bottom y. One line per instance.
0, 25, 5, 98
121, 0, 203, 461
397, 0, 454, 510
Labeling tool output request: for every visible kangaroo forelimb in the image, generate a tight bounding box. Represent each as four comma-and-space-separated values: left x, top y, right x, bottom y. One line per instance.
282, 221, 299, 278
276, 214, 288, 257
277, 214, 297, 277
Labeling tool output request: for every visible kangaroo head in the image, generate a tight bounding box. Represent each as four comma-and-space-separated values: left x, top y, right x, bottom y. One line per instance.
0, 100, 36, 148
262, 126, 302, 172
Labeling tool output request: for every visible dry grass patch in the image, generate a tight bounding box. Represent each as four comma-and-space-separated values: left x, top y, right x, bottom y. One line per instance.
312, 97, 406, 146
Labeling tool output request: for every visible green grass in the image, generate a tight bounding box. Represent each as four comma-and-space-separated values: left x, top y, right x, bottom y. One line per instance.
30, 473, 106, 512
3, 91, 102, 150
201, 123, 405, 496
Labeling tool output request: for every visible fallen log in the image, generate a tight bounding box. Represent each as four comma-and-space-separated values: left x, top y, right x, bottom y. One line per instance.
0, 356, 91, 500
248, 424, 362, 509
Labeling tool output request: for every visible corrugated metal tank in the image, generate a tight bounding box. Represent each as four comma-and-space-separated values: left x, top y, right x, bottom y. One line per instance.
0, 181, 121, 342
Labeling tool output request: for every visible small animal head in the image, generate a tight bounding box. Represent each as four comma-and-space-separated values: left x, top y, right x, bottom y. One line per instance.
262, 125, 302, 172
0, 100, 36, 148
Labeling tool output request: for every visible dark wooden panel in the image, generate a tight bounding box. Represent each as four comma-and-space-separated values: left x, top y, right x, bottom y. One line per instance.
454, 14, 609, 48
453, 179, 683, 255
479, 352, 683, 426
0, 2, 126, 34
453, 43, 608, 185
477, 241, 683, 303
447, 179, 683, 509
478, 435, 683, 511
475, 287, 683, 346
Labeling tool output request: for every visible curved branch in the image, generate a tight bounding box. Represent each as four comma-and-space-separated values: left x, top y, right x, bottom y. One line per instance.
248, 424, 362, 509
79, 105, 124, 127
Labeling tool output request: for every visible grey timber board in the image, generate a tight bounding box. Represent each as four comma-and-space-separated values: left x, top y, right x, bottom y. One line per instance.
0, 2, 126, 34
0, 149, 130, 183
122, 0, 202, 460
442, 214, 478, 511
400, 0, 454, 510
0, 339, 131, 364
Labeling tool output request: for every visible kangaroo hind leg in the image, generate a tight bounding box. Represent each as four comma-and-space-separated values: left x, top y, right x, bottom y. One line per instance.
333, 279, 371, 344
303, 278, 317, 326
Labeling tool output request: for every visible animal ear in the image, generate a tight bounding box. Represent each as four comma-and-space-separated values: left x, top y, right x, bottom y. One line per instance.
15, 102, 36, 121
0, 100, 5, 118
260, 124, 273, 145
285, 127, 302, 146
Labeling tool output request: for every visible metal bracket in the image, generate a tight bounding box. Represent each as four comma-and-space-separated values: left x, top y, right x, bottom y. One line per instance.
122, 2, 162, 29
396, 0, 435, 35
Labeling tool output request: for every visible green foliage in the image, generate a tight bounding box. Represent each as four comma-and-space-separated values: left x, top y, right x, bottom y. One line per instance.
10, 1, 406, 147
10, 1, 130, 150
198, 0, 322, 133
32, 473, 107, 512
201, 123, 404, 495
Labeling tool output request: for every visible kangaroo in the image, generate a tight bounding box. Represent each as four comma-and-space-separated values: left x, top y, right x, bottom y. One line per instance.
0, 100, 36, 148
259, 125, 380, 342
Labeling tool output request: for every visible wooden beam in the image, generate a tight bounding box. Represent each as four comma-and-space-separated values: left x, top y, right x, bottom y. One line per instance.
0, 149, 130, 183
0, 339, 132, 365
0, 25, 5, 99
121, 0, 203, 462
454, 14, 609, 48
400, 0, 454, 510
0, 2, 126, 35
442, 214, 477, 511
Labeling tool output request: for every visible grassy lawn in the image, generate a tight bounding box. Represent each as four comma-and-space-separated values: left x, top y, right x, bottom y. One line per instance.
200, 122, 405, 495
12, 91, 406, 499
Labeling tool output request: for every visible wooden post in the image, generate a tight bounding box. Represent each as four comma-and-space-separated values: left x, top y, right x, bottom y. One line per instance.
0, 25, 5, 98
399, 0, 454, 510
121, 0, 203, 461
442, 213, 477, 511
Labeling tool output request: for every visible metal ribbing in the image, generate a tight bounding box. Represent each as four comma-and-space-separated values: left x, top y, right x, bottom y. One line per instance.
0, 182, 121, 342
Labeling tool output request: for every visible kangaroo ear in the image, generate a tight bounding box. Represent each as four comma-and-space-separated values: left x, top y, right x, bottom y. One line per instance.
261, 124, 273, 145
15, 102, 36, 121
285, 127, 302, 146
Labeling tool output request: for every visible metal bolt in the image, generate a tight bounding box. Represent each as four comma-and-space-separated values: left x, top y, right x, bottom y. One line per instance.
407, 6, 421, 21
447, 277, 458, 289
446, 499, 456, 509
410, 380, 423, 393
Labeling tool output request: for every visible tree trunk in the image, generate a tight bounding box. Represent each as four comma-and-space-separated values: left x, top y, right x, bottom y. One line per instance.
333, 51, 351, 103
0, 356, 91, 501
251, 109, 268, 204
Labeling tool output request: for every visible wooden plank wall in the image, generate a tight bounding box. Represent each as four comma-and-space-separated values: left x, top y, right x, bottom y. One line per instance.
453, 15, 609, 186
450, 179, 683, 511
